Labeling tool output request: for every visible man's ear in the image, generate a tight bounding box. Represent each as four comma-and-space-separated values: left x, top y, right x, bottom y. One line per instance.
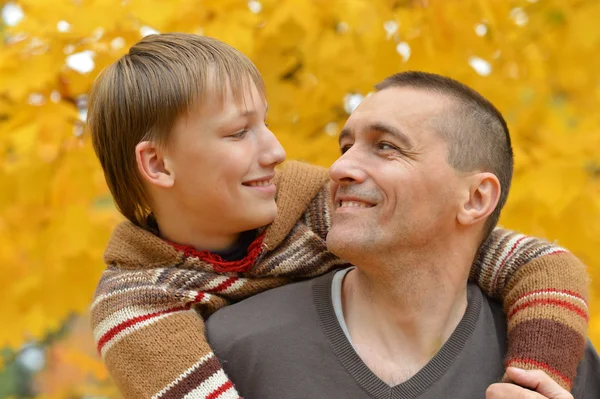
457, 172, 500, 227
135, 141, 175, 188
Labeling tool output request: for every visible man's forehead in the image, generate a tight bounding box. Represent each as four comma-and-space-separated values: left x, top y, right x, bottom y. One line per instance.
340, 88, 454, 149
345, 87, 449, 130
361, 87, 445, 113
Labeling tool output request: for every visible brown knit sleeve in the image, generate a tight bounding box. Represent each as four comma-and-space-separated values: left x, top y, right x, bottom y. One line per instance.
470, 227, 589, 390
302, 181, 333, 241
91, 264, 288, 398
264, 161, 330, 250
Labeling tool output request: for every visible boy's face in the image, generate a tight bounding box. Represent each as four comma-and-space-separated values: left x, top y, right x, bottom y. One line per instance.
165, 81, 286, 243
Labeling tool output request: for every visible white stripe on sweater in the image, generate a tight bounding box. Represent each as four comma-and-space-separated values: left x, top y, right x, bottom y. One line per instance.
202, 276, 236, 291
182, 369, 238, 399
201, 276, 249, 294
93, 303, 179, 344
491, 235, 547, 280
101, 268, 164, 286
491, 244, 562, 293
219, 278, 247, 295
490, 234, 529, 273
511, 290, 588, 311
90, 286, 164, 311
152, 353, 225, 399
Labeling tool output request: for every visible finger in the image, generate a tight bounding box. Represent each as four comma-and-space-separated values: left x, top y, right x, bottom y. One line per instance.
487, 382, 546, 399
506, 367, 573, 399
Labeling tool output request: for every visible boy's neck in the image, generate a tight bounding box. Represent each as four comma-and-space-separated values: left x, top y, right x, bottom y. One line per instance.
155, 215, 240, 252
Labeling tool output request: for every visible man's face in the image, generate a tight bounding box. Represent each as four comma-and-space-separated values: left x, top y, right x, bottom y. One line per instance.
165, 81, 286, 238
327, 87, 463, 261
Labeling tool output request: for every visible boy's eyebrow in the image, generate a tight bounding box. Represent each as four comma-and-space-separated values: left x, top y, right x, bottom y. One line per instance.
240, 104, 269, 117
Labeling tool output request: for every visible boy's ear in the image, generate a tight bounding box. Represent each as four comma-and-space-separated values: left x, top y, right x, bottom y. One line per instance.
135, 141, 175, 188
457, 172, 501, 227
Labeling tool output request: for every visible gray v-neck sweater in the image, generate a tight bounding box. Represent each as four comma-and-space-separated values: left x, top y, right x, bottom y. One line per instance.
206, 270, 599, 398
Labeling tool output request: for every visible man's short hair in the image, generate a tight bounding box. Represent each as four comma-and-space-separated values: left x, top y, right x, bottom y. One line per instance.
375, 71, 514, 241
88, 33, 265, 228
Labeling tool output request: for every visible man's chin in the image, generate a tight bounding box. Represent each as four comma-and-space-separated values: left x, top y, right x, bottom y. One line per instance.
326, 229, 360, 259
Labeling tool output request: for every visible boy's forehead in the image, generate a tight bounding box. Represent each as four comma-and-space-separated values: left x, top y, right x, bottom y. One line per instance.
206, 69, 264, 102
195, 81, 266, 118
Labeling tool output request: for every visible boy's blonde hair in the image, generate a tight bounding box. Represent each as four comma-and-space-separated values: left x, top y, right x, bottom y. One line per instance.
88, 33, 265, 228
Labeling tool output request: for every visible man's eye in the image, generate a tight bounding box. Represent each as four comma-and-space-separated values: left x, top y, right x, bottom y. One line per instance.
378, 142, 399, 152
340, 144, 352, 154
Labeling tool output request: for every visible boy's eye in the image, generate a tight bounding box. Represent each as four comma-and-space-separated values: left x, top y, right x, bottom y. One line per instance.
229, 129, 248, 139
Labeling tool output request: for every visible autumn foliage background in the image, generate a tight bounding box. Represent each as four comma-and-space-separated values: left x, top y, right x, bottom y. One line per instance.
0, 0, 599, 396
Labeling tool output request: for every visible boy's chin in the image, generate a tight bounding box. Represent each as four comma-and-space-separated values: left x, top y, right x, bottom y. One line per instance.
245, 203, 278, 229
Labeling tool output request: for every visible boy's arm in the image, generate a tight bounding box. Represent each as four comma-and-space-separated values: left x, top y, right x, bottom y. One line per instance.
92, 268, 288, 398
470, 228, 589, 390
97, 309, 238, 398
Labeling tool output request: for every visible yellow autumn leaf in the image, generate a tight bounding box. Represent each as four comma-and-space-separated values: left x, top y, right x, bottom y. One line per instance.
1, 0, 599, 393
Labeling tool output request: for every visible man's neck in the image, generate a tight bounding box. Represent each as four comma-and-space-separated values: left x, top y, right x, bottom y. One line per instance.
341, 251, 470, 386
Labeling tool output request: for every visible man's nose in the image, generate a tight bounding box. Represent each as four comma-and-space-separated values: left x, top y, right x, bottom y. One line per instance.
259, 127, 286, 167
329, 147, 367, 184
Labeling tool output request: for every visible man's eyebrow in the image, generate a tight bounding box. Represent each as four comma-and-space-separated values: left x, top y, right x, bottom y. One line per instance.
368, 122, 413, 148
338, 128, 352, 146
339, 123, 413, 148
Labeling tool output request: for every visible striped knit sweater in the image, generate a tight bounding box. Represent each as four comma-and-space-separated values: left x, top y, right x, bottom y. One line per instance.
91, 161, 589, 398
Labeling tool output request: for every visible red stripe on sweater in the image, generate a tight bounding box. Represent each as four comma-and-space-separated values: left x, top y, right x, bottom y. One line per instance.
97, 305, 190, 354
492, 244, 566, 293
514, 288, 588, 304
205, 277, 238, 294
491, 236, 528, 290
508, 298, 588, 321
506, 358, 571, 387
541, 249, 568, 258
194, 291, 206, 302
206, 381, 237, 399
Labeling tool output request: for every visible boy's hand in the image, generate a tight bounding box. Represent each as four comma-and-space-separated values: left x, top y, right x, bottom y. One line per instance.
486, 367, 573, 399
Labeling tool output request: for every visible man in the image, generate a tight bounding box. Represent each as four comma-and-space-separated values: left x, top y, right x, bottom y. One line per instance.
206, 72, 599, 398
